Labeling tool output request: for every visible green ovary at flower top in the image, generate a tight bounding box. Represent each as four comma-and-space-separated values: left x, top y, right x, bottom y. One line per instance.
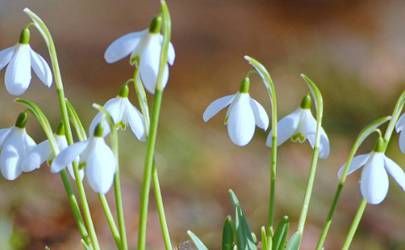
0, 27, 52, 96
51, 124, 117, 194
338, 136, 405, 205
266, 94, 330, 159
203, 77, 269, 146
395, 113, 405, 152
104, 16, 175, 94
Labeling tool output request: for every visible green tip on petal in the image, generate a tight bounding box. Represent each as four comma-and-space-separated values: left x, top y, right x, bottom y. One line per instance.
56, 122, 65, 135
118, 84, 129, 98
15, 112, 28, 128
19, 27, 30, 44
94, 124, 104, 137
149, 16, 162, 34
373, 136, 387, 152
239, 77, 250, 93
300, 94, 312, 109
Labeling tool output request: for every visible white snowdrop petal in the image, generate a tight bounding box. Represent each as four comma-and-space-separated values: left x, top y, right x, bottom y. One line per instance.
104, 31, 145, 63
67, 164, 84, 181
0, 46, 15, 70
395, 113, 405, 132
0, 145, 21, 180
89, 113, 110, 137
51, 141, 88, 173
384, 156, 405, 191
203, 95, 235, 122
0, 128, 12, 146
337, 153, 370, 178
30, 50, 52, 87
249, 98, 269, 130
399, 130, 405, 153
266, 109, 301, 146
21, 140, 50, 172
85, 139, 116, 194
300, 109, 317, 136
360, 153, 389, 204
5, 45, 31, 96
139, 36, 162, 94
307, 127, 330, 159
124, 99, 146, 141
227, 94, 256, 146
168, 42, 175, 65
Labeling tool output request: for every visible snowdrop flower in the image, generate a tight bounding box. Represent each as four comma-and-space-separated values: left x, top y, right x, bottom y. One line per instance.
203, 77, 269, 146
51, 124, 117, 194
0, 28, 52, 96
266, 95, 330, 159
22, 124, 84, 180
89, 84, 146, 140
104, 16, 175, 94
395, 113, 405, 153
338, 137, 405, 204
0, 112, 36, 180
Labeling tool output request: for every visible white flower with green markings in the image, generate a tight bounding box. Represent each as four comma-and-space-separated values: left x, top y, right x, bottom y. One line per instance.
51, 124, 117, 194
266, 95, 330, 159
203, 77, 269, 146
395, 113, 405, 153
0, 112, 36, 180
104, 16, 175, 94
0, 28, 52, 96
338, 137, 405, 204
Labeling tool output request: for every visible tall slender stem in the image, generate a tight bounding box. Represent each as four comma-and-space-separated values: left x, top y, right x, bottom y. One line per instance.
152, 162, 173, 250
137, 89, 163, 250
342, 199, 367, 250
98, 194, 121, 248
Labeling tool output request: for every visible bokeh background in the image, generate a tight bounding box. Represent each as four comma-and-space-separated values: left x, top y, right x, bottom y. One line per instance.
0, 0, 404, 249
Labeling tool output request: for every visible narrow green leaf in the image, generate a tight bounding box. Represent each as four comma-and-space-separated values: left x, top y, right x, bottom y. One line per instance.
222, 216, 235, 250
272, 216, 289, 250
187, 230, 208, 250
66, 99, 87, 140
260, 226, 268, 250
286, 232, 301, 250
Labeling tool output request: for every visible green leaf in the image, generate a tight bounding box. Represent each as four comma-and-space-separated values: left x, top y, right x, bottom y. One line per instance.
286, 232, 301, 250
260, 226, 269, 250
228, 190, 257, 250
272, 216, 289, 250
65, 99, 87, 140
222, 216, 235, 250
187, 230, 208, 250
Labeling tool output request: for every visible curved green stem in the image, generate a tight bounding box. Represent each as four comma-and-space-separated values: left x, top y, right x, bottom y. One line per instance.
342, 199, 367, 250
98, 194, 121, 248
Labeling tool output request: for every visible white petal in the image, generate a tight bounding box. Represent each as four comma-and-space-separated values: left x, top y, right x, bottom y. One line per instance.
139, 35, 163, 94
399, 131, 405, 153
227, 94, 256, 146
395, 113, 405, 132
51, 141, 88, 173
203, 95, 235, 122
266, 109, 301, 146
0, 46, 15, 70
85, 138, 117, 194
123, 99, 146, 141
307, 127, 330, 159
5, 44, 31, 96
0, 128, 12, 147
89, 97, 123, 137
104, 31, 146, 63
55, 135, 84, 180
30, 50, 52, 87
168, 42, 175, 65
337, 153, 370, 178
0, 145, 21, 180
360, 153, 389, 204
384, 156, 405, 191
299, 109, 317, 136
21, 140, 50, 172
249, 98, 269, 130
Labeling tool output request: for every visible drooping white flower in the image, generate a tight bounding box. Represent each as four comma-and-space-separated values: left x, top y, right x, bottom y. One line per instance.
0, 112, 36, 180
51, 124, 117, 194
338, 138, 405, 205
104, 16, 175, 94
395, 113, 405, 153
0, 28, 52, 96
22, 125, 84, 180
203, 77, 269, 146
266, 95, 330, 159
89, 85, 146, 140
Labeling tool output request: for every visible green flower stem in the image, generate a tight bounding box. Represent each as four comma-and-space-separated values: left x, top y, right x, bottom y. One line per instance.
137, 89, 164, 250
152, 161, 173, 250
23, 9, 100, 249
111, 127, 128, 250
342, 199, 367, 250
384, 91, 405, 141
98, 194, 121, 247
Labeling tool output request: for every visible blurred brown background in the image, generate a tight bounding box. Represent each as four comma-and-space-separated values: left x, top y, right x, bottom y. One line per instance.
0, 0, 404, 249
